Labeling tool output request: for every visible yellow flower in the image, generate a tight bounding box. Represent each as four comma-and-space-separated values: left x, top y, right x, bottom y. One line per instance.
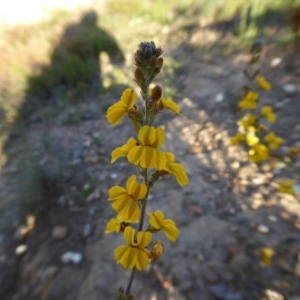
278, 179, 297, 196
106, 88, 138, 125
245, 126, 259, 146
114, 226, 152, 270
158, 97, 180, 114
147, 210, 179, 242
230, 132, 245, 145
111, 126, 167, 169
163, 152, 188, 187
261, 106, 276, 123
256, 76, 272, 90
260, 247, 274, 267
105, 217, 124, 233
108, 175, 147, 222
239, 91, 259, 110
239, 114, 256, 128
248, 143, 270, 163
264, 132, 283, 150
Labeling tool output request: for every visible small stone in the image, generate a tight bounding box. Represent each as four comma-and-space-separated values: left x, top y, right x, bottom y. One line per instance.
283, 83, 296, 94
216, 93, 225, 103
270, 57, 282, 67
61, 251, 83, 264
268, 215, 277, 222
110, 173, 118, 179
264, 289, 284, 300
52, 225, 68, 240
82, 224, 92, 238
257, 224, 269, 234
15, 244, 28, 256
231, 161, 240, 169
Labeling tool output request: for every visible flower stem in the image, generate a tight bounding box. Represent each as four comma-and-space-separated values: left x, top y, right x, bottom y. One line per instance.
125, 268, 136, 298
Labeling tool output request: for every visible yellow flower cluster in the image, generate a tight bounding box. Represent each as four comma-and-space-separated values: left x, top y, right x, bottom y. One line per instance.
231, 46, 299, 199
104, 42, 188, 280
231, 74, 284, 163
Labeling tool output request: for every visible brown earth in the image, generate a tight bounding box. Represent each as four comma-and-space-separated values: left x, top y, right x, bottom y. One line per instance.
0, 24, 300, 300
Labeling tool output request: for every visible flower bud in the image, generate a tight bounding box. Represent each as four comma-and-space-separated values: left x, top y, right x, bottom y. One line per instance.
134, 67, 145, 87
150, 240, 164, 261
156, 57, 163, 69
151, 85, 162, 102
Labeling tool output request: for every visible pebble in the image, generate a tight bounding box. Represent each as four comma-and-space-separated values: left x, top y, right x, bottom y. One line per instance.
15, 244, 28, 256
268, 215, 277, 222
110, 173, 118, 179
270, 57, 282, 67
283, 83, 296, 94
52, 225, 68, 240
215, 93, 225, 103
82, 224, 92, 238
264, 289, 284, 300
257, 224, 269, 234
61, 251, 83, 264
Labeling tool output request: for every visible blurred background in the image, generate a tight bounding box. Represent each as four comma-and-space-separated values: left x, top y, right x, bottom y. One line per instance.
0, 0, 300, 299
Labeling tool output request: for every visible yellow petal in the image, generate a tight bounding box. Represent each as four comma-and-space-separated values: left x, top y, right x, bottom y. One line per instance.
108, 186, 127, 199
154, 127, 165, 147
119, 247, 136, 269
135, 249, 150, 270
120, 88, 137, 108
120, 201, 140, 222
148, 210, 164, 229
127, 145, 143, 166
140, 147, 156, 169
155, 150, 167, 170
161, 98, 180, 114
106, 102, 127, 125
137, 231, 152, 248
126, 175, 137, 193
114, 245, 128, 262
111, 138, 136, 163
123, 226, 135, 245
162, 220, 179, 242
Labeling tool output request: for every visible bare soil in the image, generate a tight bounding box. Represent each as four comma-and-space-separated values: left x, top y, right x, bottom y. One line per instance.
0, 26, 300, 300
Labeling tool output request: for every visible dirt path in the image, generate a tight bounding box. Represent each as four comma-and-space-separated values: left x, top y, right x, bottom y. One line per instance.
0, 38, 300, 300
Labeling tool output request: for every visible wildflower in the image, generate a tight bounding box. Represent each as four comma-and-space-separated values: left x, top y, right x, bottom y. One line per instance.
114, 226, 152, 270
106, 88, 138, 125
239, 114, 256, 128
245, 126, 259, 146
230, 132, 245, 145
256, 76, 272, 90
163, 152, 188, 187
111, 126, 167, 169
278, 179, 297, 196
260, 247, 274, 267
264, 132, 283, 150
261, 106, 276, 123
248, 143, 270, 163
108, 175, 148, 222
105, 217, 127, 233
239, 91, 259, 110
147, 210, 179, 242
157, 97, 180, 114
